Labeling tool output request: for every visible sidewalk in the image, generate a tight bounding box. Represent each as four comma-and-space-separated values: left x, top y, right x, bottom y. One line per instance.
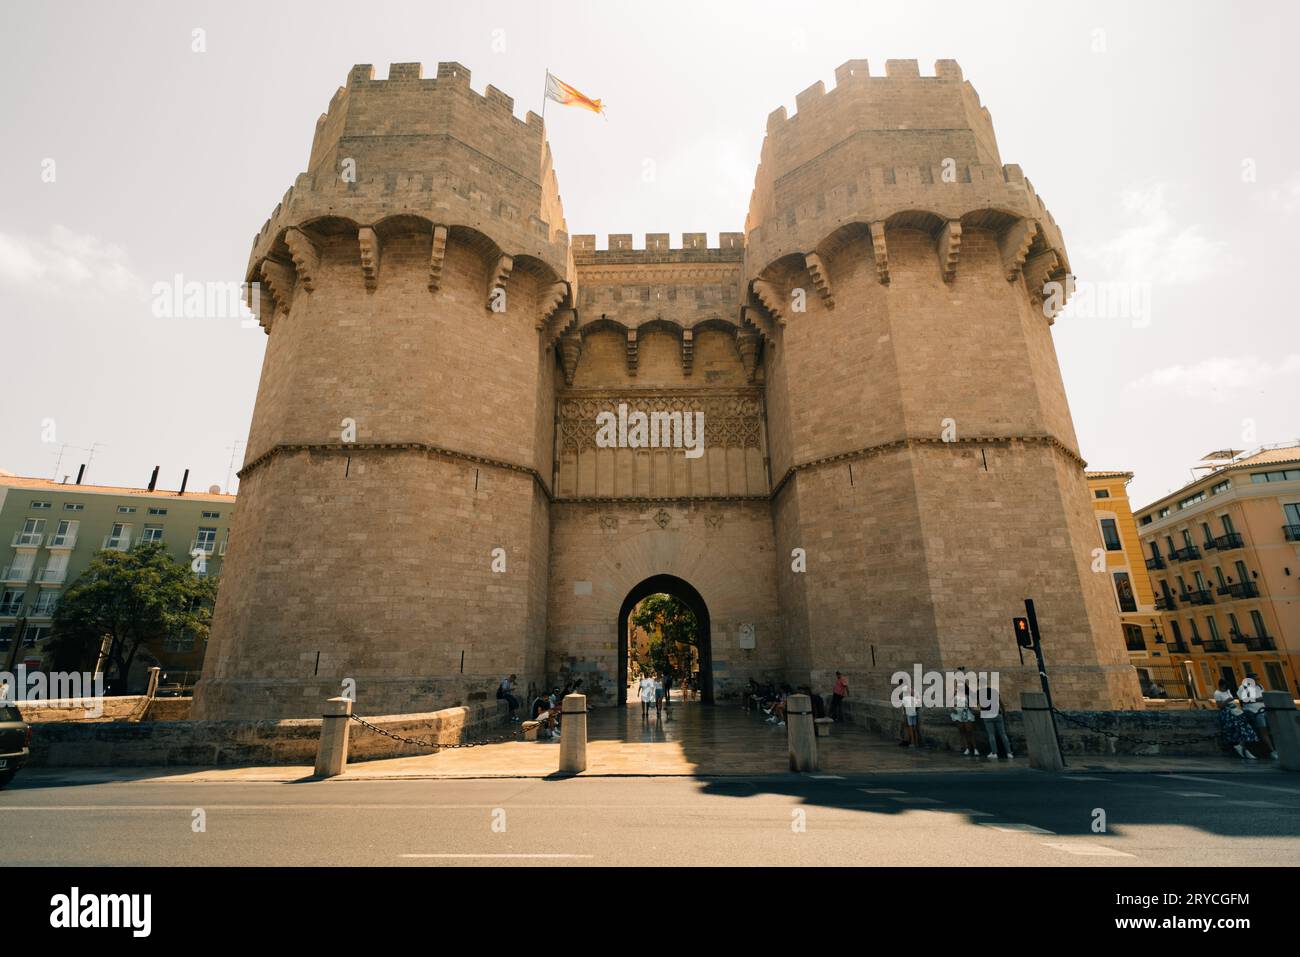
19, 697, 1289, 784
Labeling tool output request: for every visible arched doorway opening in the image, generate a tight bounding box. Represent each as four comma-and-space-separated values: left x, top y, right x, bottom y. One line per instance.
617, 575, 713, 706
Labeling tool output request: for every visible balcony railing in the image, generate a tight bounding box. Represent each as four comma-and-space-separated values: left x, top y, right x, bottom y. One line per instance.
35, 566, 67, 585
1182, 589, 1215, 606
27, 603, 57, 619
1166, 641, 1191, 654
1215, 581, 1259, 600
1170, 545, 1202, 562
1, 565, 34, 584
1212, 532, 1244, 551
0, 601, 24, 617
1145, 556, 1166, 570
219, 539, 228, 556
1155, 595, 1178, 611
1202, 640, 1229, 653
1244, 635, 1276, 651
11, 531, 44, 547
190, 539, 217, 554
1284, 524, 1300, 542
102, 535, 131, 551
47, 532, 77, 548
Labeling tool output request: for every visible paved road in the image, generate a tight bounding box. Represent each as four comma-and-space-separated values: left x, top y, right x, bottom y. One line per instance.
5, 768, 1298, 866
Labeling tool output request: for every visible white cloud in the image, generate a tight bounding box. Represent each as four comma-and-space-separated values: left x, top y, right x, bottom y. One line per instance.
1078, 183, 1225, 284
1127, 354, 1300, 401
1260, 172, 1300, 216
0, 226, 139, 295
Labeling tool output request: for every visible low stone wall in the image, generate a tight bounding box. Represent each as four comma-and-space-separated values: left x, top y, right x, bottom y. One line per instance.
840, 698, 1224, 757
28, 699, 509, 768
17, 695, 145, 724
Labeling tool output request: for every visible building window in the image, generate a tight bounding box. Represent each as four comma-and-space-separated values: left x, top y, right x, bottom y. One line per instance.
1113, 572, 1137, 613
1139, 515, 1152, 526
1234, 560, 1249, 583
30, 501, 51, 509
141, 525, 164, 543
1170, 620, 1184, 645
1100, 519, 1122, 551
1178, 491, 1206, 509
64, 502, 84, 511
1095, 489, 1110, 499
1123, 624, 1145, 651
1211, 479, 1231, 494
16, 518, 46, 546
1200, 522, 1214, 546
1221, 514, 1236, 535
32, 591, 59, 616
0, 589, 25, 616
117, 505, 137, 514
194, 527, 217, 552
105, 523, 132, 550
148, 507, 168, 516
1158, 507, 1171, 518
1188, 618, 1202, 642
1265, 662, 1289, 693
1206, 616, 1222, 642
201, 510, 221, 519
1250, 610, 1267, 637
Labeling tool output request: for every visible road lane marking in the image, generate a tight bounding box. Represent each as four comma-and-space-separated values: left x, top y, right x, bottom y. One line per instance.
1041, 842, 1135, 858
1171, 791, 1222, 798
941, 807, 993, 817
401, 853, 593, 859
889, 796, 944, 805
1060, 776, 1107, 782
857, 788, 906, 795
1226, 800, 1288, 808
979, 822, 1054, 834
1163, 774, 1300, 796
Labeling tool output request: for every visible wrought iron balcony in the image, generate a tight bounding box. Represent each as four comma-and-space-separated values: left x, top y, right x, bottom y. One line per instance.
1212, 532, 1244, 551
1182, 589, 1214, 606
1202, 640, 1229, 653
1244, 635, 1276, 651
1166, 641, 1191, 654
1155, 594, 1178, 610
1145, 556, 1166, 570
1284, 524, 1300, 542
1170, 545, 1202, 562
1215, 581, 1259, 600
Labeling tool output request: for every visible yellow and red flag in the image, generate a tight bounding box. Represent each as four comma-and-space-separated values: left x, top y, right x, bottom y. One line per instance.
545, 71, 604, 115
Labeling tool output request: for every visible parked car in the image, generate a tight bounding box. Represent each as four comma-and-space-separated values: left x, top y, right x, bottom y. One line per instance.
0, 704, 30, 788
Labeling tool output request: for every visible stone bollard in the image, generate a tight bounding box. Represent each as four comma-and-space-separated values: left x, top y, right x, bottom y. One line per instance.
1263, 691, 1299, 772
1020, 691, 1064, 771
786, 693, 819, 772
314, 696, 353, 778
558, 693, 587, 774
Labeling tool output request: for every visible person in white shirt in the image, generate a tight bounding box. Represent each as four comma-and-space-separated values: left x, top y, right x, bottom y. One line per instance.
899, 682, 921, 748
980, 683, 1013, 759
1237, 673, 1277, 759
638, 673, 657, 720
1213, 678, 1259, 759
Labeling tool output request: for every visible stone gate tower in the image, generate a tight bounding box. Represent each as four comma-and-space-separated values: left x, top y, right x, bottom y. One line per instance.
194, 58, 1140, 721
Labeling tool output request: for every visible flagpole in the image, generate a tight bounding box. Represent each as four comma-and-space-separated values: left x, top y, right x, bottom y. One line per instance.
542, 67, 548, 124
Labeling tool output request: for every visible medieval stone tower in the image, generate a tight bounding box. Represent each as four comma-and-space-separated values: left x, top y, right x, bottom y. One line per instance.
193, 58, 1141, 721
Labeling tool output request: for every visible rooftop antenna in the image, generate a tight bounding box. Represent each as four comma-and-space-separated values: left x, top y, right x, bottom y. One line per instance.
82, 442, 106, 483
224, 441, 244, 494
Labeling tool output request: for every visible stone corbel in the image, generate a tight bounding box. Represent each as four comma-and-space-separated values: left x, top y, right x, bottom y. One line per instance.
537, 280, 569, 330
283, 228, 318, 292
428, 225, 448, 292
487, 253, 513, 310
736, 330, 761, 383
804, 253, 834, 309
545, 307, 578, 349
750, 279, 786, 325
559, 331, 582, 386
681, 328, 694, 375
869, 222, 890, 285
937, 221, 961, 282
1023, 249, 1063, 304
357, 227, 381, 291
1000, 218, 1037, 282
258, 259, 295, 318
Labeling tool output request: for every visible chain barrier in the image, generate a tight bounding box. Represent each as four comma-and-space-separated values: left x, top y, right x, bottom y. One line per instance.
1050, 707, 1219, 749
348, 713, 530, 752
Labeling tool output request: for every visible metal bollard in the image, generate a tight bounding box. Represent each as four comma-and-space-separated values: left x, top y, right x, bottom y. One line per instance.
1019, 691, 1064, 771
314, 696, 353, 778
786, 693, 819, 772
558, 693, 587, 774
1263, 691, 1299, 772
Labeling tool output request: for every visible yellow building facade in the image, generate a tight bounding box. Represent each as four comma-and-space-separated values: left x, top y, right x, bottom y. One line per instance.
1134, 444, 1300, 702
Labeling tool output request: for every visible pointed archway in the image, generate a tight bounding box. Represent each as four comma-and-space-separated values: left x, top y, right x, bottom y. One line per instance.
617, 574, 713, 706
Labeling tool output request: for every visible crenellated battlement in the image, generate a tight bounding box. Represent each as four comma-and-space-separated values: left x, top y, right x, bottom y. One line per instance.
571, 232, 745, 261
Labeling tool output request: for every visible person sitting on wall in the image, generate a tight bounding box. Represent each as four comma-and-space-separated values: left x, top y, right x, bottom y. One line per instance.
1238, 672, 1278, 760
531, 692, 558, 739
497, 674, 521, 722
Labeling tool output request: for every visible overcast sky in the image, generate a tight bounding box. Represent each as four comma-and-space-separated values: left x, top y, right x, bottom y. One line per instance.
1, 0, 1295, 509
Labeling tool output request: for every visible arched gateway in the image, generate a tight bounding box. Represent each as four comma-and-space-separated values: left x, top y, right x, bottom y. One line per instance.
193, 58, 1142, 722
618, 575, 713, 706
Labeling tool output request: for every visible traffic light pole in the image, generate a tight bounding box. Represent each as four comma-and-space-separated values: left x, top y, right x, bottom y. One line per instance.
1024, 598, 1066, 766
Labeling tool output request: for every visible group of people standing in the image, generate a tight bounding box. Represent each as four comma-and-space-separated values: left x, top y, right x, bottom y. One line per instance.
1214, 671, 1279, 760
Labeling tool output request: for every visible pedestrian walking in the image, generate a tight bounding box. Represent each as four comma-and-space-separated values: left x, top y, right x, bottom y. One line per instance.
639, 672, 657, 720
831, 671, 848, 721
654, 673, 666, 717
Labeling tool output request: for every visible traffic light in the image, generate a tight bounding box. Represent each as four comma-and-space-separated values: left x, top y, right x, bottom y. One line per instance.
1013, 616, 1034, 648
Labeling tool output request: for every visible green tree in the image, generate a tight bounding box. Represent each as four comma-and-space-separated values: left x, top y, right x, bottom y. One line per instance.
630, 593, 698, 677
47, 542, 218, 692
